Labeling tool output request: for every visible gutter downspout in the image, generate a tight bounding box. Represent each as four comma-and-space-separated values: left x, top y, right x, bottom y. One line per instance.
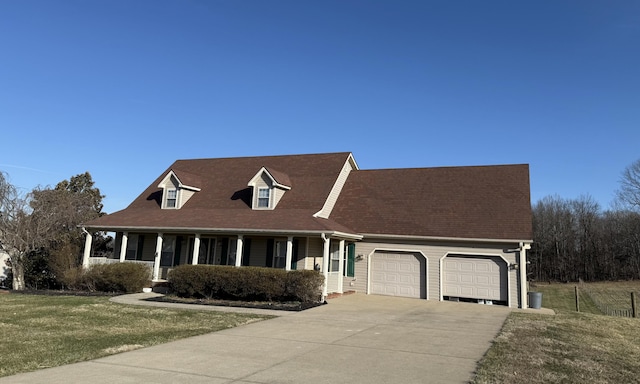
519, 242, 531, 308
321, 233, 330, 301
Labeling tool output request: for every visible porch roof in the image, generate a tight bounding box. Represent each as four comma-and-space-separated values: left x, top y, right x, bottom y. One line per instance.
85, 208, 360, 237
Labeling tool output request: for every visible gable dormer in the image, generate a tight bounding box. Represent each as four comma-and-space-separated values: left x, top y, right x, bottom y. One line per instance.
157, 170, 201, 209
247, 167, 291, 210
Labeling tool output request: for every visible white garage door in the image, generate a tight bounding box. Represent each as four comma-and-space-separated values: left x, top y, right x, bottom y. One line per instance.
370, 252, 425, 299
443, 256, 507, 301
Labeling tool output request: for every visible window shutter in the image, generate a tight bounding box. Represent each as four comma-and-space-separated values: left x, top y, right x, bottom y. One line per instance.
346, 243, 355, 277
242, 238, 252, 266
291, 239, 299, 270
173, 236, 182, 266
220, 238, 228, 265
137, 235, 145, 261
266, 239, 274, 267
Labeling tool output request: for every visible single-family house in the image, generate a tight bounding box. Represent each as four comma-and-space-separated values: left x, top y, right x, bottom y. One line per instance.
82, 152, 533, 307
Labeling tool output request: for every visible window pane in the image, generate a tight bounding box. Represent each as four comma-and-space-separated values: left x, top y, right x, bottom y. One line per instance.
258, 188, 270, 208
166, 189, 177, 208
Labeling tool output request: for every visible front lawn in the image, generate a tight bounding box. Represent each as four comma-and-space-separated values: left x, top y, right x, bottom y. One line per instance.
0, 293, 272, 378
473, 283, 640, 383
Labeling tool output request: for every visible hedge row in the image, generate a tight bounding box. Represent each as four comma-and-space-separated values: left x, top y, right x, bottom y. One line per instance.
168, 265, 324, 303
63, 263, 151, 293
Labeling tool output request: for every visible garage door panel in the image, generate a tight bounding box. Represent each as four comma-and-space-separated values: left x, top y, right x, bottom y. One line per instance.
443, 256, 507, 301
371, 252, 426, 299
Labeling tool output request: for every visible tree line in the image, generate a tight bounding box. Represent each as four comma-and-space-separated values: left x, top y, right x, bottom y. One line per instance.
529, 195, 640, 282
529, 159, 640, 282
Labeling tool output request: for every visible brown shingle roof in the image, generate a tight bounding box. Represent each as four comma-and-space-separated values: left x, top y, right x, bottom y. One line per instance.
264, 167, 291, 188
330, 164, 533, 241
85, 152, 356, 234
85, 152, 532, 241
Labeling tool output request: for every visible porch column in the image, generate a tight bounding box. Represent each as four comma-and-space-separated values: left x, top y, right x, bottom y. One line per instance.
82, 230, 93, 269
321, 234, 330, 298
519, 242, 531, 309
153, 233, 163, 280
235, 235, 243, 267
119, 232, 128, 262
337, 239, 345, 293
192, 234, 201, 265
285, 236, 293, 271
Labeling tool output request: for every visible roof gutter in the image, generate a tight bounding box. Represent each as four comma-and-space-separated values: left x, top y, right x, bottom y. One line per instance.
82, 225, 363, 240
359, 232, 533, 244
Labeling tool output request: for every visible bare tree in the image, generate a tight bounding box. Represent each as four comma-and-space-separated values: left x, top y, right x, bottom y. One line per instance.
0, 172, 104, 290
617, 159, 640, 211
0, 172, 43, 290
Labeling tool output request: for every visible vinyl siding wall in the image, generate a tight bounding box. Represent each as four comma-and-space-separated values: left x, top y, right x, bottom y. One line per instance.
352, 239, 523, 307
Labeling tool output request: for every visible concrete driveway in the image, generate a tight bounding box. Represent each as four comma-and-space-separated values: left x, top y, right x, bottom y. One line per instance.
1, 294, 512, 384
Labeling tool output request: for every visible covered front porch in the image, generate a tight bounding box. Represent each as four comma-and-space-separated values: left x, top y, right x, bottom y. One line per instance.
82, 229, 359, 297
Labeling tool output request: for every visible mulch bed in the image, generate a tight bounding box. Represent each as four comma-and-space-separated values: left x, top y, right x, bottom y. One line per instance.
144, 295, 326, 312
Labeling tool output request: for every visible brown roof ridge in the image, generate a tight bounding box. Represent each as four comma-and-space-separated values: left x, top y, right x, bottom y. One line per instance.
355, 163, 529, 172
172, 151, 353, 163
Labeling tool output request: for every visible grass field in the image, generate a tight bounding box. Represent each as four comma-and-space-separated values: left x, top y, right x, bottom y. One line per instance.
473, 282, 640, 384
578, 281, 640, 314
0, 293, 272, 378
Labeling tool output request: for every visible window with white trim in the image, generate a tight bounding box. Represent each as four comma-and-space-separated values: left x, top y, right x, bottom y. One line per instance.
257, 188, 270, 208
160, 236, 176, 267
329, 242, 340, 272
126, 234, 140, 260
166, 189, 177, 208
274, 240, 286, 269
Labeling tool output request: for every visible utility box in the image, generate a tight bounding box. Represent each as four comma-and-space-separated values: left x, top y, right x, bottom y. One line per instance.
528, 291, 542, 309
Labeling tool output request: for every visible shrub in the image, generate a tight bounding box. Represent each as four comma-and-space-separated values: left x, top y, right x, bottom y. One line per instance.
285, 270, 324, 302
168, 265, 324, 303
63, 263, 151, 293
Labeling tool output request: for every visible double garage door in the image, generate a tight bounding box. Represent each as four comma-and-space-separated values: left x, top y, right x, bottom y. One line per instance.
369, 252, 508, 303
443, 255, 508, 302
370, 252, 426, 299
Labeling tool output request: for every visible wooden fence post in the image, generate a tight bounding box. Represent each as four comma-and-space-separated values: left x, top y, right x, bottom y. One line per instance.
575, 286, 580, 313
632, 292, 637, 318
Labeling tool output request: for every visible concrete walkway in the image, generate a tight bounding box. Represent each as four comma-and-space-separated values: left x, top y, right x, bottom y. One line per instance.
1, 294, 551, 384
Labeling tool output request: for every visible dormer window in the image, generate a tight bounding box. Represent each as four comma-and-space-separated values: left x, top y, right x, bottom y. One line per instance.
257, 188, 270, 208
166, 189, 178, 208
248, 167, 291, 210
157, 170, 201, 210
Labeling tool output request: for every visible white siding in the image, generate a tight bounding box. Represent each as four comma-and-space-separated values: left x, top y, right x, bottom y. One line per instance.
303, 237, 324, 271
327, 272, 340, 293
180, 189, 196, 207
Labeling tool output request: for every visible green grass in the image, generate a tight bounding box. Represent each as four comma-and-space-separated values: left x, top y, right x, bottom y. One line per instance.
473, 283, 640, 384
578, 281, 640, 313
0, 293, 273, 378
533, 283, 602, 314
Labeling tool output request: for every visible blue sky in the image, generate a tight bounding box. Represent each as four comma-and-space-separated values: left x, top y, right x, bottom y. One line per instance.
1, 0, 638, 214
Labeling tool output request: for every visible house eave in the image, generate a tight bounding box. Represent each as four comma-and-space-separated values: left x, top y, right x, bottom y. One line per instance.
83, 224, 363, 240
359, 232, 533, 244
